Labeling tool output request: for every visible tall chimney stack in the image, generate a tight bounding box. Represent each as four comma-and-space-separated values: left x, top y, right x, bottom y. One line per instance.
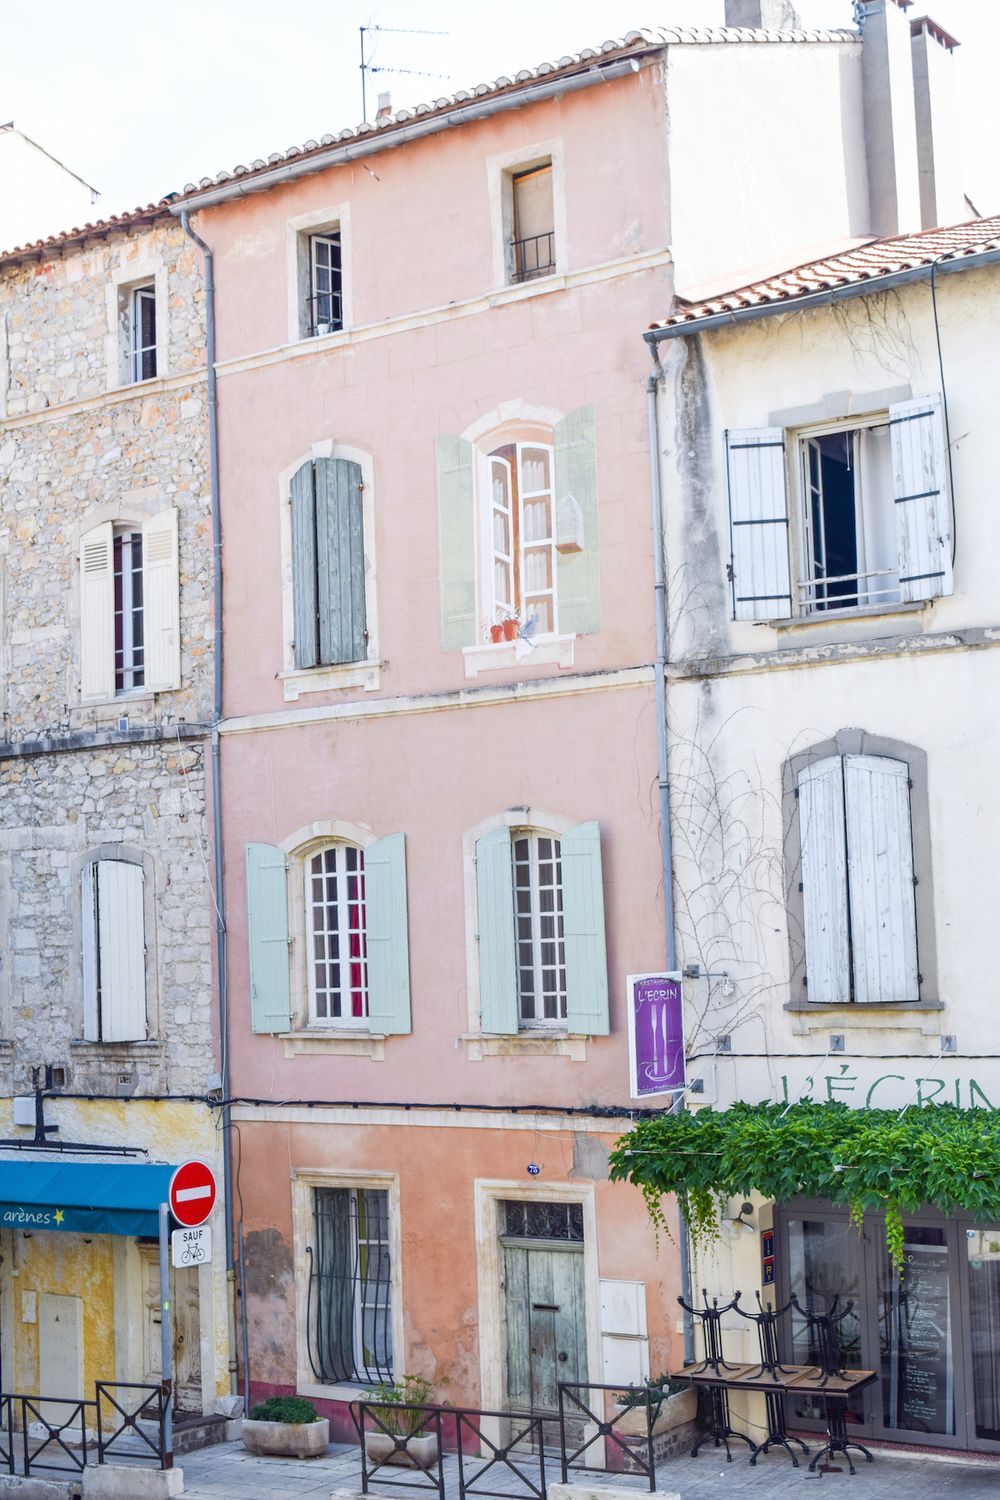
724, 1, 801, 28
861, 0, 922, 236
910, 17, 964, 228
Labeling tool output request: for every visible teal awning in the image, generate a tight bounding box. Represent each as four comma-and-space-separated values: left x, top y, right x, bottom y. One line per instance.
0, 1161, 180, 1237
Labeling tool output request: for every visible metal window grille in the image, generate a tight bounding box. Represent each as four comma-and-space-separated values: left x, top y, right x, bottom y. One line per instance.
511, 230, 556, 282
501, 1199, 584, 1242
309, 1186, 393, 1384
113, 531, 145, 692
308, 844, 368, 1023
130, 285, 157, 382
512, 833, 567, 1027
309, 233, 344, 336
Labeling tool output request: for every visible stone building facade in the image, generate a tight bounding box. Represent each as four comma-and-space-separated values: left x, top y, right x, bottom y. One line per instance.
0, 208, 230, 1415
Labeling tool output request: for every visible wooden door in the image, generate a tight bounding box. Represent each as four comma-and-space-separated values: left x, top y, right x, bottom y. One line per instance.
503, 1243, 587, 1414
140, 1250, 202, 1414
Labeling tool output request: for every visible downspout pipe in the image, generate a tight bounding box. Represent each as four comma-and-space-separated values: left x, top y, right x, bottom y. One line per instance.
645, 351, 693, 1362
178, 209, 239, 1395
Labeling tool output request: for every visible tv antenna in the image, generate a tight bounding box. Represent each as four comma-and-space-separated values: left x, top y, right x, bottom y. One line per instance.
360, 24, 450, 123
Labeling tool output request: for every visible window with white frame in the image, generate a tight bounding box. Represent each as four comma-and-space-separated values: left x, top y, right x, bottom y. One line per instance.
512, 831, 567, 1027
725, 395, 953, 622
129, 284, 157, 382
307, 232, 343, 337
113, 530, 145, 691
489, 441, 557, 634
79, 510, 180, 701
82, 859, 147, 1042
307, 843, 368, 1025
308, 1185, 393, 1385
797, 753, 919, 1004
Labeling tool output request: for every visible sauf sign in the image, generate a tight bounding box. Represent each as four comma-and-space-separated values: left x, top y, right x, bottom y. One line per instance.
626, 972, 685, 1098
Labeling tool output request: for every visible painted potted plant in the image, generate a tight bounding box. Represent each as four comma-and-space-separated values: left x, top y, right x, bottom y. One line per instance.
242, 1395, 329, 1458
363, 1374, 437, 1469
614, 1374, 696, 1438
485, 616, 505, 644
500, 607, 520, 642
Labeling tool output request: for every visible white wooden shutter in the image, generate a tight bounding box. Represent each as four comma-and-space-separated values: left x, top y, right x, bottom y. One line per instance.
725, 428, 792, 621
797, 757, 850, 1004
96, 861, 147, 1041
142, 507, 181, 691
82, 862, 99, 1041
889, 395, 952, 602
80, 522, 115, 701
843, 755, 919, 1005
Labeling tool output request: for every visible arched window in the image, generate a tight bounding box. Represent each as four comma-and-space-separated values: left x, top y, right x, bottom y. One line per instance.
306, 843, 368, 1025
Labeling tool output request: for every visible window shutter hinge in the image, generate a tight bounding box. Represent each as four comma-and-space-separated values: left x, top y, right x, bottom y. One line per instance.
798, 882, 803, 893
726, 562, 735, 582
912, 875, 919, 886
793, 787, 799, 800
908, 777, 914, 789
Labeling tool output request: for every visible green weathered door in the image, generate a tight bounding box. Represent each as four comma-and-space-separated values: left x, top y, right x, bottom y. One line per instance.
503, 1243, 587, 1414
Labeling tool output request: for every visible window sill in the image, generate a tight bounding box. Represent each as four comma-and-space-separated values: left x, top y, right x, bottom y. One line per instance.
786, 1001, 943, 1037
763, 601, 927, 634
462, 635, 575, 679
463, 1031, 587, 1061
70, 1038, 163, 1052
280, 661, 382, 702
280, 1031, 386, 1060
297, 1380, 381, 1403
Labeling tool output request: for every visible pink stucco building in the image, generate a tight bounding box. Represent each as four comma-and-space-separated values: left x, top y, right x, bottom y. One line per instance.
170, 14, 913, 1437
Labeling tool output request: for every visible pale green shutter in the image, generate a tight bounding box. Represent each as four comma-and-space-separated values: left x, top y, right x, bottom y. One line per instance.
316, 457, 367, 665
246, 843, 291, 1034
290, 462, 318, 669
364, 833, 411, 1035
436, 435, 477, 650
562, 821, 610, 1035
554, 407, 600, 636
476, 827, 518, 1035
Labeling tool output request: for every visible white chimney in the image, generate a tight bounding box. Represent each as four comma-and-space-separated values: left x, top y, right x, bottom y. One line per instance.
861, 0, 922, 236
724, 0, 801, 26
376, 91, 393, 124
910, 16, 964, 229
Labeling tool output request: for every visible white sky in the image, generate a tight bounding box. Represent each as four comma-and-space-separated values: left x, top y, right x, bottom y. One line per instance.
1, 0, 996, 221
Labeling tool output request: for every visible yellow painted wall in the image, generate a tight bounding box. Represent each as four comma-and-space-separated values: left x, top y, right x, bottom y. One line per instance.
13, 1231, 115, 1394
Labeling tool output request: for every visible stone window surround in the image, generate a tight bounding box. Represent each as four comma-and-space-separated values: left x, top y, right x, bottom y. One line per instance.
70, 489, 170, 718
782, 729, 939, 1012
485, 137, 567, 293
277, 439, 381, 702
104, 255, 170, 391
462, 806, 588, 1061
284, 202, 354, 347
71, 843, 161, 1045
278, 818, 385, 1059
460, 400, 577, 680
291, 1165, 404, 1402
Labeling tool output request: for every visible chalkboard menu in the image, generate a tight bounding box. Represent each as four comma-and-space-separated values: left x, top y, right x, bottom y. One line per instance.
886, 1235, 954, 1435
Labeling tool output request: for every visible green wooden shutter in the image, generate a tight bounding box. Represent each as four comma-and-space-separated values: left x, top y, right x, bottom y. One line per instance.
364, 833, 412, 1035
290, 462, 318, 669
436, 435, 477, 650
316, 457, 367, 665
246, 843, 291, 1034
554, 406, 600, 636
476, 827, 518, 1035
562, 820, 610, 1035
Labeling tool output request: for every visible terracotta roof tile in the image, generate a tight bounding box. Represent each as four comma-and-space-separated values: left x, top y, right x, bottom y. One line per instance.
0, 201, 173, 268
655, 216, 1000, 329
175, 25, 857, 201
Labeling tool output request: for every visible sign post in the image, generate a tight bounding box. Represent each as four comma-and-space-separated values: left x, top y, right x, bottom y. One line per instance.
158, 1201, 173, 1470
626, 971, 685, 1099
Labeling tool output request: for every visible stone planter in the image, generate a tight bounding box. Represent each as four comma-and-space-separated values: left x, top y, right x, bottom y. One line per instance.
241, 1416, 329, 1458
364, 1429, 439, 1469
615, 1387, 698, 1438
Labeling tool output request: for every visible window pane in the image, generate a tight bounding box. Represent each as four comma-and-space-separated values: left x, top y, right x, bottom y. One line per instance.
512, 831, 566, 1026
879, 1224, 955, 1436
968, 1228, 1000, 1440
308, 846, 368, 1023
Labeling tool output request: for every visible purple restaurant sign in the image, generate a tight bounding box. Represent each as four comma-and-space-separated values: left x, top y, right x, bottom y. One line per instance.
626, 972, 685, 1099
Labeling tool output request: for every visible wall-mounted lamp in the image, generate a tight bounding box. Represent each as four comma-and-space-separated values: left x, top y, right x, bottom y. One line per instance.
731, 1202, 755, 1235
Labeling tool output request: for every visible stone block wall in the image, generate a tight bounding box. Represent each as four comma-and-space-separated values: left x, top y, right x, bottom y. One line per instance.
0, 214, 214, 1099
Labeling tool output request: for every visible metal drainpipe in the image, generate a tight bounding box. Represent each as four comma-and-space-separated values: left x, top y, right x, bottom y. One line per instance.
178, 210, 240, 1396
645, 354, 694, 1363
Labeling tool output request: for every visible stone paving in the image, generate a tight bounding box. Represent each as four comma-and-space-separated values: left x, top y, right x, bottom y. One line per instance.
176, 1437, 1000, 1500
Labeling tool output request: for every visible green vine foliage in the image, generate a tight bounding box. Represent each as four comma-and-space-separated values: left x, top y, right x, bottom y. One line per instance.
609, 1102, 1000, 1272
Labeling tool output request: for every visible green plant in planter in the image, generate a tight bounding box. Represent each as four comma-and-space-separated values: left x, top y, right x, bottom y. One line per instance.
615, 1374, 690, 1420
368, 1375, 436, 1436
249, 1396, 319, 1424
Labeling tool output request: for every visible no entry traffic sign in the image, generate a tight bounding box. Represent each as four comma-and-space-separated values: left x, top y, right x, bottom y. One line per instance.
168, 1159, 218, 1228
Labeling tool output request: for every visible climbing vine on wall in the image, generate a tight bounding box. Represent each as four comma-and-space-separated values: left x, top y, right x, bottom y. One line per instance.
609, 1102, 1000, 1271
